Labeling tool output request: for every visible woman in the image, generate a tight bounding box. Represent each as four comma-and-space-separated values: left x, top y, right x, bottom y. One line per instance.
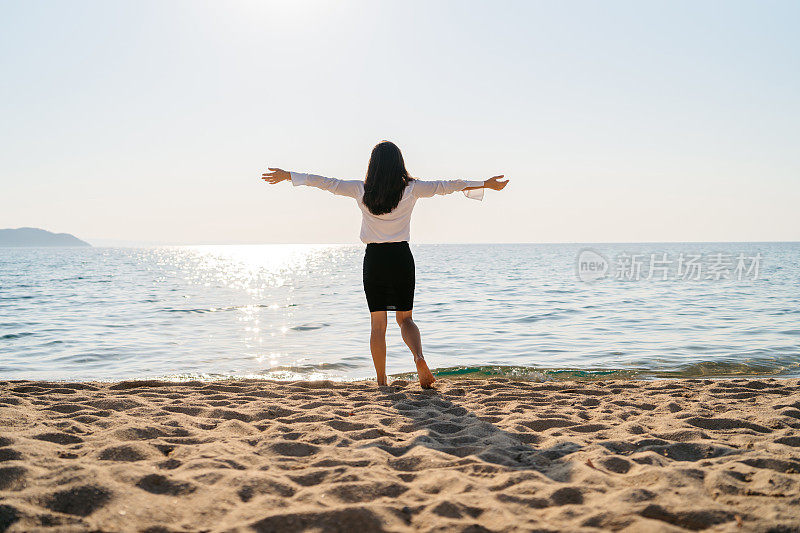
262, 141, 508, 388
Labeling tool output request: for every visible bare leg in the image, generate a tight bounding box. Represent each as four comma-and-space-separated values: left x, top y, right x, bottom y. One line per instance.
396, 310, 435, 389
370, 311, 388, 386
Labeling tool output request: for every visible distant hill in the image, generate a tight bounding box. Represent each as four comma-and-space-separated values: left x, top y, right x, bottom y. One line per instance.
0, 227, 91, 247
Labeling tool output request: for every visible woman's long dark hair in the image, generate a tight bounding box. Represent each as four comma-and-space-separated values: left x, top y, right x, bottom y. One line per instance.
362, 141, 413, 215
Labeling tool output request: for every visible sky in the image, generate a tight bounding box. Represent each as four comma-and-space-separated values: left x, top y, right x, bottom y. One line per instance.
1, 0, 798, 245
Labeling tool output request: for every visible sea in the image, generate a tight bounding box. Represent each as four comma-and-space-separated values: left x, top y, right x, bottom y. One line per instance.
1, 243, 799, 382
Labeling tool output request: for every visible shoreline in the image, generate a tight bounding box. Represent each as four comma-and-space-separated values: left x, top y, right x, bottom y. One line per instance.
5, 368, 800, 386
1, 378, 799, 531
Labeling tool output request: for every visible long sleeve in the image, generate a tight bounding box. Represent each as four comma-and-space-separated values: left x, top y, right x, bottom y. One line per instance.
410, 179, 484, 201
290, 172, 363, 199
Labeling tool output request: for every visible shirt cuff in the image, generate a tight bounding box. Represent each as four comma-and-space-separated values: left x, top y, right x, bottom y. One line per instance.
462, 180, 484, 201
289, 172, 308, 186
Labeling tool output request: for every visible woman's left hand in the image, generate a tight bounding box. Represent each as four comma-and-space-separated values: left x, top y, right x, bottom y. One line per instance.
484, 175, 509, 191
261, 168, 290, 184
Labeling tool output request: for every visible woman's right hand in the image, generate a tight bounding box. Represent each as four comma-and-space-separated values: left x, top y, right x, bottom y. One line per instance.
484, 175, 509, 191
261, 168, 291, 184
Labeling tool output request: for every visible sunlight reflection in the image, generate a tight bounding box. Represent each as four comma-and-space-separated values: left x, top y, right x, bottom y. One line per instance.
154, 244, 358, 378
183, 244, 340, 291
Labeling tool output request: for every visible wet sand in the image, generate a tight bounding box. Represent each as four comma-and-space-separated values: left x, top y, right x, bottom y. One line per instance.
0, 378, 799, 532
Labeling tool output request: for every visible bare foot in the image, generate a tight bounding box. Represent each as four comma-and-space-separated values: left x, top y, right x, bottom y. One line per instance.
377, 374, 388, 386
414, 357, 436, 389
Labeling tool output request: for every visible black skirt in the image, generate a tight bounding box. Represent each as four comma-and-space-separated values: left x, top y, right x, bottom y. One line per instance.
362, 241, 415, 312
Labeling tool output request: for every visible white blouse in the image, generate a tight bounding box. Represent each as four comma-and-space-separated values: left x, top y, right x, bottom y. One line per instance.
290, 172, 484, 244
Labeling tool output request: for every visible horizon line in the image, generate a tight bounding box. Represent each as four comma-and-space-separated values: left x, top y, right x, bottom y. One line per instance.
80, 239, 800, 247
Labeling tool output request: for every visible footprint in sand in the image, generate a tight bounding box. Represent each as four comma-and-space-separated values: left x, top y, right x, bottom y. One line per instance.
44, 403, 88, 414
598, 455, 632, 473
521, 418, 577, 431
97, 443, 155, 462
265, 441, 320, 457
31, 432, 83, 445
739, 457, 800, 473
136, 474, 196, 496
0, 448, 22, 462
0, 465, 27, 491
775, 436, 800, 447
42, 484, 112, 516
686, 417, 772, 433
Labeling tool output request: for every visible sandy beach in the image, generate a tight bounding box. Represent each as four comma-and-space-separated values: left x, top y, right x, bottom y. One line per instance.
0, 378, 799, 532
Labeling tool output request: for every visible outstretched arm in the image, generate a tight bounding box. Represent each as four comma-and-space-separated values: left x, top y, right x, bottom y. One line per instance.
411, 175, 509, 201
261, 168, 363, 199
463, 175, 509, 192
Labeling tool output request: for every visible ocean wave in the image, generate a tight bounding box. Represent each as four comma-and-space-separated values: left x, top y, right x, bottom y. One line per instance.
163, 304, 277, 314
391, 360, 800, 381
290, 323, 330, 331
263, 362, 362, 372
0, 332, 36, 340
